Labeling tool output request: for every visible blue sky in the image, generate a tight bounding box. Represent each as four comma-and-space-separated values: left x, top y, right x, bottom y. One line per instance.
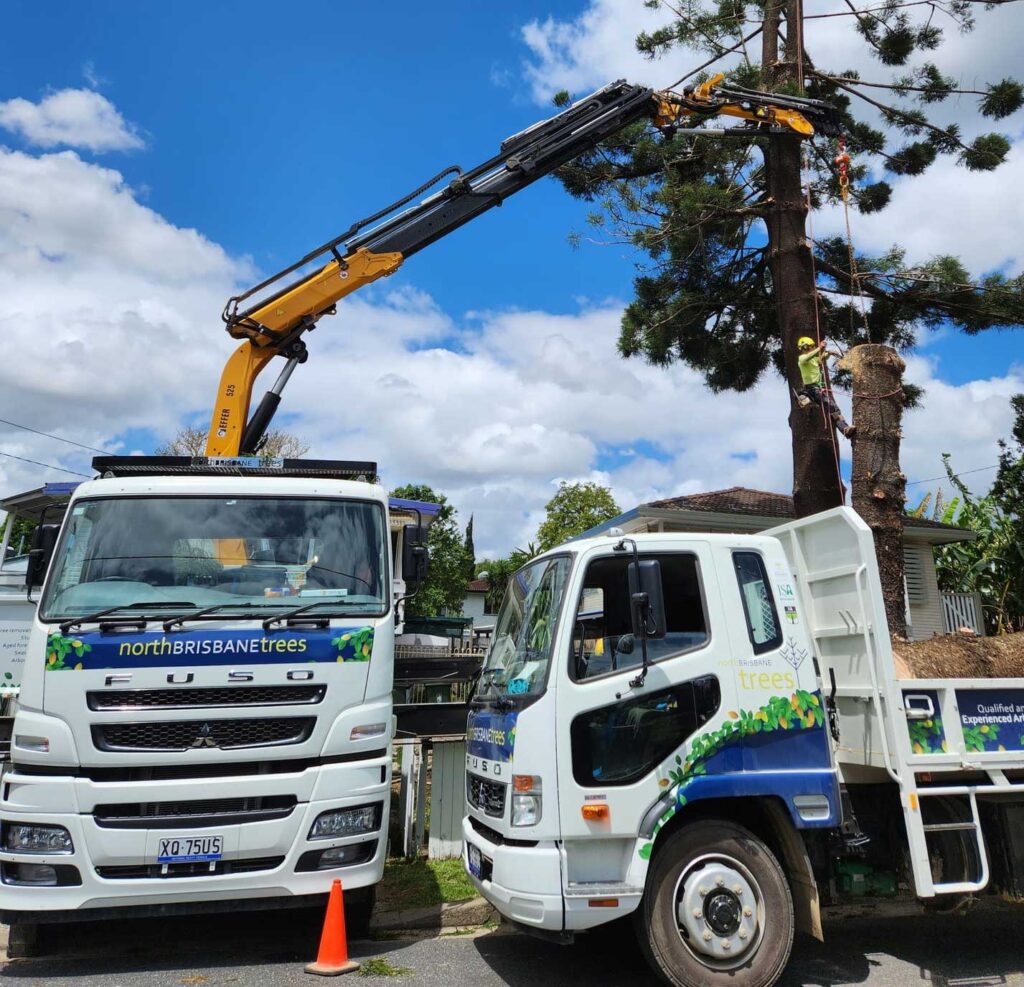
1, 0, 1022, 554
1, 1, 633, 315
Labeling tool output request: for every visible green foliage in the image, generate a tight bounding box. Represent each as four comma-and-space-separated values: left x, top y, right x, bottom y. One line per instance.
536, 481, 621, 551
554, 2, 1024, 401
931, 398, 1024, 633
391, 483, 473, 618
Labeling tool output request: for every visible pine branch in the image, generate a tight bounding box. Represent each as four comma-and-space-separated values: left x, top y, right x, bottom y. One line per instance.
813, 71, 990, 98
829, 77, 996, 161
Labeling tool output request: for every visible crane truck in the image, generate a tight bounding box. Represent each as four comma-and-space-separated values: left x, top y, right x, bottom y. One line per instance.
0, 77, 838, 951
464, 508, 1024, 987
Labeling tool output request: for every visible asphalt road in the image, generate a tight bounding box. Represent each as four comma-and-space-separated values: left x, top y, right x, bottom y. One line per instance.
2, 901, 1023, 986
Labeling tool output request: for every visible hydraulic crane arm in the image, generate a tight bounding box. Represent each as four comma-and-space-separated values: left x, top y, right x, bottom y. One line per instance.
206, 78, 839, 456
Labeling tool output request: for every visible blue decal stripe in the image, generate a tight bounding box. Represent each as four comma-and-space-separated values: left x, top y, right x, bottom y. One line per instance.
44, 627, 374, 670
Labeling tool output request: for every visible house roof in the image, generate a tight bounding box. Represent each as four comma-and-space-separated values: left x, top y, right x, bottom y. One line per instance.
466, 578, 489, 593
586, 486, 974, 545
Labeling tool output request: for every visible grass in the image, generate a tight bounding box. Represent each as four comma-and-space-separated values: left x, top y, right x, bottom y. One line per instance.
377, 857, 476, 912
359, 958, 413, 977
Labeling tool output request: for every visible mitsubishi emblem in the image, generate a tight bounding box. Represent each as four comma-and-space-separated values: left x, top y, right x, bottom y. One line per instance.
190, 723, 219, 749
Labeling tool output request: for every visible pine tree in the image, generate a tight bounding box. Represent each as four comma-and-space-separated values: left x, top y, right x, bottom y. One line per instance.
555, 0, 1024, 515
463, 515, 476, 581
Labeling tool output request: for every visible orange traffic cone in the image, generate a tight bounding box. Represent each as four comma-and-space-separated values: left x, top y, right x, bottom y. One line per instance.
305, 879, 360, 976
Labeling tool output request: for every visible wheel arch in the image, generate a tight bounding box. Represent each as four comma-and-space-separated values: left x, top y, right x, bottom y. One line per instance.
647, 795, 823, 942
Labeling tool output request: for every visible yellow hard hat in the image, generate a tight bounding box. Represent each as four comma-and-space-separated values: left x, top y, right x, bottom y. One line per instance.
797, 336, 815, 349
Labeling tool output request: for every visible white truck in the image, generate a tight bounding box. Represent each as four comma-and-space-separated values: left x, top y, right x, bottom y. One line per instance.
464, 507, 1024, 987
0, 455, 432, 953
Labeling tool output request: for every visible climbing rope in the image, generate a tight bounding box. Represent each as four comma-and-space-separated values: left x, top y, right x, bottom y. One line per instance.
835, 137, 871, 339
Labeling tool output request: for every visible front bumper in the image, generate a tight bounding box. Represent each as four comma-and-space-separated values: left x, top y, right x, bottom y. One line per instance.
0, 755, 389, 917
462, 815, 564, 931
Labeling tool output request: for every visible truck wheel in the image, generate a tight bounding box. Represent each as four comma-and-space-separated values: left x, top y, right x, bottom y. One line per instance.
344, 886, 376, 940
634, 820, 793, 987
6, 922, 41, 959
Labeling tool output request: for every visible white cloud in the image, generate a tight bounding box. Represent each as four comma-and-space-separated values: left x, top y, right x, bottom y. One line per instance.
0, 145, 250, 496
0, 89, 143, 152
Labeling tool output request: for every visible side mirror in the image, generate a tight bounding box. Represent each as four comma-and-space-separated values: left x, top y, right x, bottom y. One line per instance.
401, 524, 430, 588
627, 559, 667, 641
27, 523, 60, 591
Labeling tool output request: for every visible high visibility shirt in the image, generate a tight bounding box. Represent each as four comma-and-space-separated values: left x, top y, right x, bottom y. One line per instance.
798, 350, 822, 386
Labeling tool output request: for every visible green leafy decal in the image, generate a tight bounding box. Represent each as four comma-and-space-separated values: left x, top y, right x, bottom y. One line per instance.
637, 690, 823, 860
963, 722, 1001, 752
332, 627, 374, 663
908, 715, 947, 754
45, 632, 92, 671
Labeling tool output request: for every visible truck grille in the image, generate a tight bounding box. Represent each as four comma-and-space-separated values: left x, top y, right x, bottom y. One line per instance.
92, 717, 315, 752
96, 856, 285, 880
87, 684, 326, 711
467, 774, 506, 818
93, 795, 297, 829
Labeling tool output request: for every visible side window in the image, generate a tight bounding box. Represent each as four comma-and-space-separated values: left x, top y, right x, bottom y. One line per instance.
733, 551, 782, 654
570, 553, 709, 682
570, 678, 721, 786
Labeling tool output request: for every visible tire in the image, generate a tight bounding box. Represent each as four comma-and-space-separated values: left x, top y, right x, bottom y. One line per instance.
634, 820, 794, 987
344, 885, 376, 940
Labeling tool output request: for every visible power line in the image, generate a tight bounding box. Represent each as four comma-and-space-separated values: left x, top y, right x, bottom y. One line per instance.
0, 417, 110, 455
0, 450, 90, 478
906, 463, 999, 486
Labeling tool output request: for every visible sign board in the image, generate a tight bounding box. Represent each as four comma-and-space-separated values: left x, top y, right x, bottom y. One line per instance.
0, 596, 33, 694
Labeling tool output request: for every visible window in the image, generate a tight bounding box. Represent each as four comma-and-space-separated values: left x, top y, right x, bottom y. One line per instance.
570, 678, 721, 786
903, 547, 926, 605
40, 497, 387, 620
473, 556, 571, 701
570, 553, 709, 681
733, 551, 782, 654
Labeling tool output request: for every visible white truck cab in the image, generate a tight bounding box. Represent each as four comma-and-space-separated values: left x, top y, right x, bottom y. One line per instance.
465, 508, 1024, 987
0, 456, 432, 951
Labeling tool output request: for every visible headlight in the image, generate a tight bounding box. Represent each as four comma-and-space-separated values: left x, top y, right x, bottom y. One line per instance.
308, 804, 381, 840
3, 823, 74, 854
511, 794, 542, 827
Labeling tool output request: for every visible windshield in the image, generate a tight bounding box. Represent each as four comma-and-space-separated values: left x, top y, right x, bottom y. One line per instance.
474, 555, 570, 701
39, 496, 387, 620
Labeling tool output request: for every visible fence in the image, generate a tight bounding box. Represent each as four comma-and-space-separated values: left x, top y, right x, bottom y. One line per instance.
941, 591, 985, 636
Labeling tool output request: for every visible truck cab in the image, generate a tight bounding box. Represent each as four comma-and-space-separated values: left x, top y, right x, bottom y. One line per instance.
465, 508, 1024, 987
0, 456, 430, 944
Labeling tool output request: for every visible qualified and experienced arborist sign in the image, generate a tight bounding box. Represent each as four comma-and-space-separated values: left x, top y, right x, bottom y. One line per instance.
43, 626, 375, 670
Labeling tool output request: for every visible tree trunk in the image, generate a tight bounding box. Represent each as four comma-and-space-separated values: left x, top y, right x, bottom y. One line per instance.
762, 0, 845, 518
847, 344, 908, 639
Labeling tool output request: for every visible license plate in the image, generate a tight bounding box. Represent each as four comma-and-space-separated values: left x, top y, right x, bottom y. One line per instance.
467, 843, 482, 879
156, 835, 224, 863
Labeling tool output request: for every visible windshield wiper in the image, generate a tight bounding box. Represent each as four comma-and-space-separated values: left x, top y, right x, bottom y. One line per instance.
163, 602, 272, 632
60, 601, 197, 635
262, 599, 368, 631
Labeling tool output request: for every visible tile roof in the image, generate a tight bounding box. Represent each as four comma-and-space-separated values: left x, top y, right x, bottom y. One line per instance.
642, 486, 964, 533
466, 578, 490, 593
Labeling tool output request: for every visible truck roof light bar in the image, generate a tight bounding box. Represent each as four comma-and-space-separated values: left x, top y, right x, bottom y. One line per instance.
91, 456, 377, 481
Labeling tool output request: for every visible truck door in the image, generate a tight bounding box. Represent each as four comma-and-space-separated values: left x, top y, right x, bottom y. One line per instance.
554, 543, 730, 843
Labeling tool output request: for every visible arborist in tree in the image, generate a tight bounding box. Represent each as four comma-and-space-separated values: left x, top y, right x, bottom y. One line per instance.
796, 337, 856, 440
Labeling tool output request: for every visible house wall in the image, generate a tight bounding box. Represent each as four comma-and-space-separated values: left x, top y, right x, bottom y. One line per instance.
904, 541, 945, 641
462, 592, 487, 621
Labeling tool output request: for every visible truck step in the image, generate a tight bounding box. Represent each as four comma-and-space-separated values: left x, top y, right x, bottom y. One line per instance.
922, 822, 978, 834
563, 882, 644, 898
